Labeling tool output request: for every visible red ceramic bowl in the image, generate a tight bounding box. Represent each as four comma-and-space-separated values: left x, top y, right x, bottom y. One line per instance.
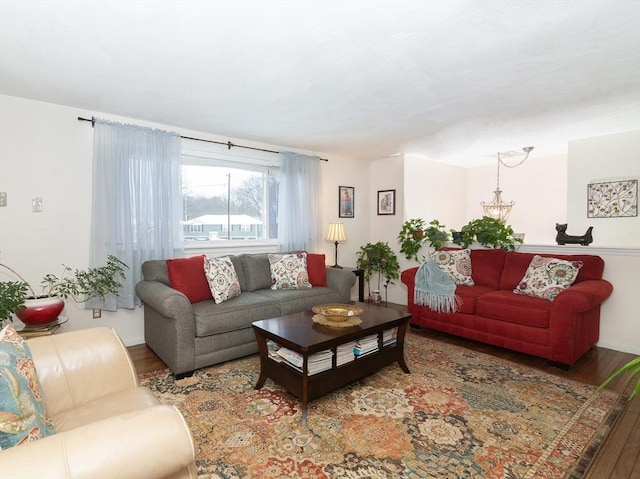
16, 297, 65, 326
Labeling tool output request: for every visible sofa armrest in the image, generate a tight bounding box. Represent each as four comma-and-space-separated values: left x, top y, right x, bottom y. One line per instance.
136, 280, 194, 319
27, 328, 139, 417
552, 279, 614, 313
0, 405, 196, 479
326, 267, 357, 302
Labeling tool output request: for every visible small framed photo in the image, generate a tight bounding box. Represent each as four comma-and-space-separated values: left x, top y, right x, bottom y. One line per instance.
339, 186, 355, 218
377, 189, 396, 215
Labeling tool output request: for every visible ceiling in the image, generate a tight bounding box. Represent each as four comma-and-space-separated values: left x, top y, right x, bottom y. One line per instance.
1, 0, 639, 166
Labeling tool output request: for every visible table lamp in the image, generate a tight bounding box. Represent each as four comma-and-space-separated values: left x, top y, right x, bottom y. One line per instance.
326, 223, 346, 268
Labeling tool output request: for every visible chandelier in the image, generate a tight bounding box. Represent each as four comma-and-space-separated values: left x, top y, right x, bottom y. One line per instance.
481, 146, 534, 222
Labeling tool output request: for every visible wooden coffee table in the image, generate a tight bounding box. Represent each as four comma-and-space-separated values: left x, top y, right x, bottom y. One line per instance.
252, 302, 411, 426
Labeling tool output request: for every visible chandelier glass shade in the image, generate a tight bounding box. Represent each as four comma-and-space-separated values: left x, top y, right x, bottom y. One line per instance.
481, 146, 533, 222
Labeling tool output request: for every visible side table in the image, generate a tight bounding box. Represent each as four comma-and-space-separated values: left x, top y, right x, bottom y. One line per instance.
341, 267, 365, 302
15, 317, 69, 339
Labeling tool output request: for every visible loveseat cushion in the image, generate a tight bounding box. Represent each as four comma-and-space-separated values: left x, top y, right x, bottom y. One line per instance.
454, 285, 497, 314
268, 252, 312, 290
204, 256, 242, 304
476, 290, 551, 328
514, 255, 583, 301
192, 292, 281, 337
307, 253, 328, 286
254, 286, 344, 315
500, 251, 604, 290
238, 254, 273, 291
166, 255, 212, 303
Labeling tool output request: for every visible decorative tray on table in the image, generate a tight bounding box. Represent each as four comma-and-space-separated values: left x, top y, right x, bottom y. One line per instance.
311, 303, 363, 327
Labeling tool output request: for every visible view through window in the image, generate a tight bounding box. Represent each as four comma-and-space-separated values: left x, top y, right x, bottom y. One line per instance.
182, 160, 279, 245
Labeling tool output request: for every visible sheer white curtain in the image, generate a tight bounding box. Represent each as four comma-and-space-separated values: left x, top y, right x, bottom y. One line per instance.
89, 118, 183, 310
278, 151, 321, 252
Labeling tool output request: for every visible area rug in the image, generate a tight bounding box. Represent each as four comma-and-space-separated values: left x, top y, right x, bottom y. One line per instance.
139, 332, 625, 479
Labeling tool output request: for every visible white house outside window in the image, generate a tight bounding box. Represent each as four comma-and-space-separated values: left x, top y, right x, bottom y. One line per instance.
181, 145, 279, 246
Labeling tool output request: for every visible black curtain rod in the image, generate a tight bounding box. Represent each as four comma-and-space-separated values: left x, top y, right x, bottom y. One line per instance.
77, 117, 328, 161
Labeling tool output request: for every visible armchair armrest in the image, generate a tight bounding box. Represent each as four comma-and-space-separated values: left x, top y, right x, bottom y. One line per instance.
27, 328, 139, 417
0, 405, 196, 479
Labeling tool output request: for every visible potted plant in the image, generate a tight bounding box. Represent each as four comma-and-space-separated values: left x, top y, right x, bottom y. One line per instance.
398, 218, 450, 262
600, 356, 640, 400
356, 241, 400, 304
452, 216, 523, 251
0, 255, 127, 327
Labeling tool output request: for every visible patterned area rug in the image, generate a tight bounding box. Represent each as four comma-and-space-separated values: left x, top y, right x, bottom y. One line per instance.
139, 332, 625, 479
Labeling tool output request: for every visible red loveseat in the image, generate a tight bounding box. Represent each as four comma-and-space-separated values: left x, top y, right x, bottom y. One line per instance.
401, 248, 614, 366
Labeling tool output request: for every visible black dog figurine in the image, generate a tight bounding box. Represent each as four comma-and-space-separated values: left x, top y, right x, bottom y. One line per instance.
555, 224, 593, 246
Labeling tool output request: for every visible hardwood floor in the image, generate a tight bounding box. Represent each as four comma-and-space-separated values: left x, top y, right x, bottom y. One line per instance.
128, 328, 640, 478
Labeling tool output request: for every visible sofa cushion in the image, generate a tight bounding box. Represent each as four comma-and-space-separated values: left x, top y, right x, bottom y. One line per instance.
192, 293, 281, 337
500, 251, 603, 290
239, 254, 273, 291
268, 252, 311, 290
454, 284, 497, 314
0, 325, 55, 449
307, 253, 328, 287
514, 255, 583, 301
469, 248, 507, 288
254, 287, 344, 315
431, 248, 474, 285
476, 290, 551, 328
166, 255, 212, 303
204, 256, 242, 304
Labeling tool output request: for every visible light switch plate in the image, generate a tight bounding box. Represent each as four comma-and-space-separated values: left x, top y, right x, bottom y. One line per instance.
32, 197, 43, 212
0, 192, 6, 207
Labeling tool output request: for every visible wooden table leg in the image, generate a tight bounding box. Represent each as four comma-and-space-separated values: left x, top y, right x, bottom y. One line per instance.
253, 328, 268, 389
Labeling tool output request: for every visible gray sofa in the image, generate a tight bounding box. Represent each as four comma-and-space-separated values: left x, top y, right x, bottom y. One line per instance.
135, 253, 357, 378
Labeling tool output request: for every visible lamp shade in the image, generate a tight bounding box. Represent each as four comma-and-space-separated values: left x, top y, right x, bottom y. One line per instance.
326, 223, 346, 242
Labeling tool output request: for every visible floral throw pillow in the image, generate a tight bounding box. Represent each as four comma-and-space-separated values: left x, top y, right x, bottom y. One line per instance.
430, 249, 474, 286
204, 256, 241, 304
0, 325, 55, 449
268, 253, 311, 290
514, 255, 583, 301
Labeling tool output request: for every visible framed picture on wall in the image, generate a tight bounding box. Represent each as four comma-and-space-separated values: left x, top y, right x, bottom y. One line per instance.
377, 189, 396, 215
339, 186, 355, 218
587, 179, 638, 218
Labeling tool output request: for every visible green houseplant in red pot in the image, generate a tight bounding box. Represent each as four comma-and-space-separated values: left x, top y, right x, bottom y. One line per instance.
0, 255, 127, 327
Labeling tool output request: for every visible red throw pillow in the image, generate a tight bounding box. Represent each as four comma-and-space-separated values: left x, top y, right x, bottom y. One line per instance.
166, 255, 212, 303
307, 253, 328, 287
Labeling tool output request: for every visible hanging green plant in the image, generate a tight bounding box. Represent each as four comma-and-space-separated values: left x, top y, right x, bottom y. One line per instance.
398, 219, 427, 261
452, 216, 522, 251
398, 219, 450, 262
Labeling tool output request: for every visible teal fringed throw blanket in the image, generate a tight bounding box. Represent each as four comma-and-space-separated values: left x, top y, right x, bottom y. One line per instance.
414, 259, 460, 313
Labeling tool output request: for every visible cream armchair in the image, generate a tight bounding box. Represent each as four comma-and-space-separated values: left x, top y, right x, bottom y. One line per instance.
0, 327, 197, 479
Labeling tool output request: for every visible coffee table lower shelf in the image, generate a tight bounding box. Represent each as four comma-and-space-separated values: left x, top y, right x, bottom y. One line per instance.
253, 306, 410, 426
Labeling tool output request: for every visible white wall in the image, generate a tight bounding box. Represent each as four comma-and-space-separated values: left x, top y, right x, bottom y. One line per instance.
465, 154, 569, 244
0, 94, 368, 345
567, 129, 640, 248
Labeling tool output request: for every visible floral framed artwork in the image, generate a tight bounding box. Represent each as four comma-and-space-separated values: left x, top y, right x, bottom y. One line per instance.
587, 179, 638, 218
339, 186, 354, 218
377, 189, 396, 215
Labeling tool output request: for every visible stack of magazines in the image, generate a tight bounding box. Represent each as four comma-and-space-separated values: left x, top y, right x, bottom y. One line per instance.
354, 334, 379, 357
383, 328, 397, 347
275, 347, 333, 375
336, 341, 357, 366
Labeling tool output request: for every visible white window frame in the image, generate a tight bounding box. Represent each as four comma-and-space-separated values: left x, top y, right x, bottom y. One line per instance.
181, 140, 280, 254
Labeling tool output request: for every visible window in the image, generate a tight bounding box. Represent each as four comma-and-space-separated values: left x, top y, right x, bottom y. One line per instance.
182, 148, 279, 246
